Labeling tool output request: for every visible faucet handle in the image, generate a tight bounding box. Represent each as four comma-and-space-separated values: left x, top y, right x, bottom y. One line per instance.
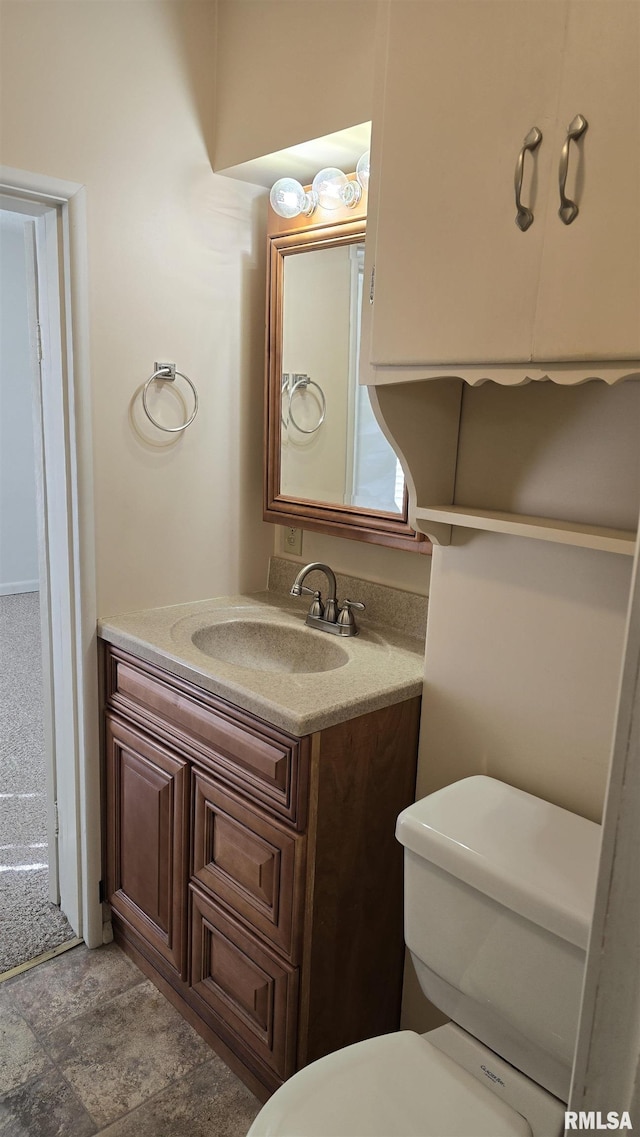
324, 596, 338, 623
337, 598, 365, 633
300, 586, 324, 619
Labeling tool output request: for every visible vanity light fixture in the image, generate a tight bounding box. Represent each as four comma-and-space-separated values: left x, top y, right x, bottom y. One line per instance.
269, 177, 317, 220
356, 150, 370, 192
269, 152, 370, 219
312, 166, 361, 210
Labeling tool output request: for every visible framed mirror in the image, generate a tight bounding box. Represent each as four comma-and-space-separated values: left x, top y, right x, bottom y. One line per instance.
264, 201, 427, 552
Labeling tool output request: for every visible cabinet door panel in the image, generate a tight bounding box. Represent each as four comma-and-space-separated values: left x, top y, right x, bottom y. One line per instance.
105, 714, 188, 977
534, 1, 640, 361
192, 770, 305, 960
369, 0, 566, 367
189, 886, 298, 1080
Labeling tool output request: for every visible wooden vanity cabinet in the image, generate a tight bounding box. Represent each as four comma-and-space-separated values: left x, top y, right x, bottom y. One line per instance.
102, 644, 420, 1097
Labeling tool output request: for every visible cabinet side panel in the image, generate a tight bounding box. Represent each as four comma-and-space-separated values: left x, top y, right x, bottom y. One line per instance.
372, 380, 463, 545
300, 697, 420, 1065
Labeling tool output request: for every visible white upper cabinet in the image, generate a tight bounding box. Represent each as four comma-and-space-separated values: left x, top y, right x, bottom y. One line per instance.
366, 0, 640, 379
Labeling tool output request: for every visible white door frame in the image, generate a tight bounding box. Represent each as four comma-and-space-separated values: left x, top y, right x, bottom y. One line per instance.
569, 530, 640, 1123
0, 166, 102, 949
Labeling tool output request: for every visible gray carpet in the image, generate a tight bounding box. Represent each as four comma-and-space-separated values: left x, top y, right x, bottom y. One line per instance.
0, 591, 76, 973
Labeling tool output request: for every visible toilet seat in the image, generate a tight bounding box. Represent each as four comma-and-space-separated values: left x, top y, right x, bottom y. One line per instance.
247, 1031, 533, 1137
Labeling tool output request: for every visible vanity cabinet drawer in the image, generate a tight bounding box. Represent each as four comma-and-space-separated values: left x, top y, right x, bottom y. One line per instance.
105, 647, 308, 827
192, 769, 305, 961
189, 885, 299, 1083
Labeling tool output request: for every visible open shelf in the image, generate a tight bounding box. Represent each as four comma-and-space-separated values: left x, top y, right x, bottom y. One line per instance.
414, 506, 637, 555
371, 377, 640, 556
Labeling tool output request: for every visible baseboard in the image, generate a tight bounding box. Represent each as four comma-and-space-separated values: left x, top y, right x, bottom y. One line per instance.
0, 580, 39, 596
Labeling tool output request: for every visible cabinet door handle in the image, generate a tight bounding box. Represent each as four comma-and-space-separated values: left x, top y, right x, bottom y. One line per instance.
558, 114, 588, 225
514, 126, 542, 231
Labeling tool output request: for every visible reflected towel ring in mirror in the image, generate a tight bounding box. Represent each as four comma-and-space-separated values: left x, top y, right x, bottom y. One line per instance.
142, 362, 199, 433
281, 372, 291, 429
287, 375, 326, 434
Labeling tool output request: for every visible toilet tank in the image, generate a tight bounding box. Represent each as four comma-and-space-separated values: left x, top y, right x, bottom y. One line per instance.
396, 777, 601, 1102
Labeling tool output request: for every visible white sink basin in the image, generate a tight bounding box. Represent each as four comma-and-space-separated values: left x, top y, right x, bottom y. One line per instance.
191, 620, 349, 674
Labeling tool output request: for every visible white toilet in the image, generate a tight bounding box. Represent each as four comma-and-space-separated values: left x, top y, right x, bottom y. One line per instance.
247, 775, 601, 1137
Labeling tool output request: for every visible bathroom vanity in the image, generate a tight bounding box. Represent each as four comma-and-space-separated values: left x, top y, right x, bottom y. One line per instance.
99, 585, 423, 1098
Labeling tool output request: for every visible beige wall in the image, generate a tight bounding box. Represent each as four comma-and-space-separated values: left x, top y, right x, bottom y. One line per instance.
419, 534, 632, 819
0, 0, 273, 616
212, 0, 427, 596
275, 528, 431, 595
0, 0, 423, 616
214, 0, 377, 171
424, 379, 640, 821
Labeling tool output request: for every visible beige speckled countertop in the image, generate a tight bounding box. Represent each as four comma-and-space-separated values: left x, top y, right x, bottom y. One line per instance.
98, 590, 425, 736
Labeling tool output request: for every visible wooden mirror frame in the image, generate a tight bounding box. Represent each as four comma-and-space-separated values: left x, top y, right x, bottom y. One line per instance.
264, 196, 428, 553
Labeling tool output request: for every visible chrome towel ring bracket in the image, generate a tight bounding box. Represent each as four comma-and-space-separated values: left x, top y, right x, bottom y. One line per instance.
142, 362, 199, 433
287, 374, 326, 435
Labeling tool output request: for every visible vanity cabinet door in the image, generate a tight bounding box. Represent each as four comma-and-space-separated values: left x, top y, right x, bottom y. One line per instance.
368, 0, 565, 369
105, 713, 188, 978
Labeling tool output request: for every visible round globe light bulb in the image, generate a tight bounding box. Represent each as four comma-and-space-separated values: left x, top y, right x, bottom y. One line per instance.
311, 167, 361, 211
269, 178, 315, 219
356, 151, 370, 192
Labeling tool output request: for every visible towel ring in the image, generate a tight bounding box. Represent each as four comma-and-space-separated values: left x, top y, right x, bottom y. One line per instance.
288, 375, 326, 435
281, 373, 291, 430
142, 363, 199, 433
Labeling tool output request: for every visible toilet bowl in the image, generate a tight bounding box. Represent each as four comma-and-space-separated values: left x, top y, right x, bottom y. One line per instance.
247, 1027, 565, 1137
247, 776, 601, 1137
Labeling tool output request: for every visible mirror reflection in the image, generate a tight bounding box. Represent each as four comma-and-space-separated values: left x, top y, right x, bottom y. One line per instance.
280, 240, 404, 514
264, 207, 426, 552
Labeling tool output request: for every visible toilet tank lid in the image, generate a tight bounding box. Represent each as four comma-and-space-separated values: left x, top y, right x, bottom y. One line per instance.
396, 776, 601, 949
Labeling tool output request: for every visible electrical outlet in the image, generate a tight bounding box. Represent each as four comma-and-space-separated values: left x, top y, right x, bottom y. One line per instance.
283, 527, 303, 556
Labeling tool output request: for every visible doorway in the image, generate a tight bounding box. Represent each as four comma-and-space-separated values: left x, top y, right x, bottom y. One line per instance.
0, 207, 75, 969
0, 167, 102, 957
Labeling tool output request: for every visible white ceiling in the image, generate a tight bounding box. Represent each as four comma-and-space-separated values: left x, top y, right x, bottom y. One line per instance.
216, 122, 371, 189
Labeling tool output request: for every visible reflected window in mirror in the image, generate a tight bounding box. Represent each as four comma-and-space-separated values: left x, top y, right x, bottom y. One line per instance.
265, 191, 428, 553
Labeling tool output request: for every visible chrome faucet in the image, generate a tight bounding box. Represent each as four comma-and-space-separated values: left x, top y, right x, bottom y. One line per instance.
290, 562, 365, 637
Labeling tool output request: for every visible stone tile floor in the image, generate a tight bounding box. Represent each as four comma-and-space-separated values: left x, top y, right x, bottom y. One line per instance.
0, 942, 261, 1136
